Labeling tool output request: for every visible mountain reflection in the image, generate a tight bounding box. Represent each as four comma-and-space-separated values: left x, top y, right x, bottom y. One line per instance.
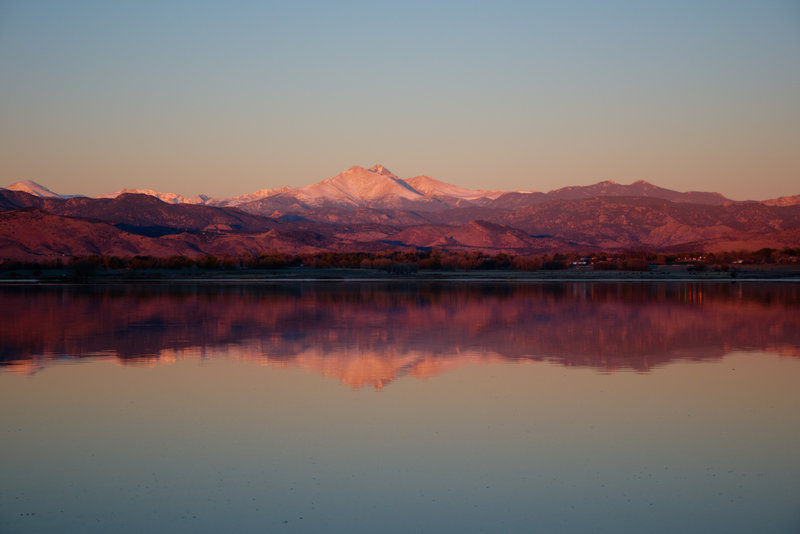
2, 283, 799, 388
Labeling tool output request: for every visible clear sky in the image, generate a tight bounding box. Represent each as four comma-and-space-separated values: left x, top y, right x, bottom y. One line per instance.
1, 0, 798, 200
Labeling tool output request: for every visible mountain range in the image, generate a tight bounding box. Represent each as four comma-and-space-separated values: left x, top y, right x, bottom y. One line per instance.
2, 165, 799, 259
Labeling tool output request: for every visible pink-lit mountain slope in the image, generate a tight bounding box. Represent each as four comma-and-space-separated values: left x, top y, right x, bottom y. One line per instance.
96, 187, 291, 207
45, 164, 738, 213
4, 180, 66, 198
290, 165, 434, 208
403, 175, 506, 204
240, 164, 508, 212
1, 166, 799, 259
234, 167, 739, 217
2, 187, 798, 259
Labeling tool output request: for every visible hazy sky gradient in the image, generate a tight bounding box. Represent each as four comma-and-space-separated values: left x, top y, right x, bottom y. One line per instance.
1, 0, 798, 199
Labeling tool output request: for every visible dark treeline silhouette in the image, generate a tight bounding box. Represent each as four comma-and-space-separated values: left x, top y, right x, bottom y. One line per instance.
1, 247, 798, 275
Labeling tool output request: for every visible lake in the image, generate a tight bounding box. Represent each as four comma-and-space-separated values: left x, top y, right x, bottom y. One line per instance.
1, 281, 799, 533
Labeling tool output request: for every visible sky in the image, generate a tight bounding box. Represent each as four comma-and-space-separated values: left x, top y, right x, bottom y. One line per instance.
1, 0, 798, 200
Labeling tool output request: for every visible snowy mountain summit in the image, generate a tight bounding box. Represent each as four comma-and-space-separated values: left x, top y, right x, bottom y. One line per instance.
2, 165, 516, 211
368, 164, 395, 177
293, 165, 433, 208
4, 163, 740, 216
4, 180, 64, 198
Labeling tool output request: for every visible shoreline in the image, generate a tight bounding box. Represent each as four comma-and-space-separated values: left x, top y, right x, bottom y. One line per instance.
1, 265, 799, 284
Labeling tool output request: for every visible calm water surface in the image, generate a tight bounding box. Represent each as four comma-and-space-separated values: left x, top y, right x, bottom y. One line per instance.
1, 282, 799, 533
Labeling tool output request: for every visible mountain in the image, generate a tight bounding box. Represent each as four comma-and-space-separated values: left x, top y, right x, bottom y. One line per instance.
547, 179, 731, 205
763, 194, 800, 207
243, 173, 735, 217
1, 166, 798, 259
491, 196, 800, 250
484, 191, 549, 209
0, 206, 337, 260
232, 165, 457, 216
96, 186, 292, 207
72, 165, 734, 215
403, 175, 506, 205
0, 208, 200, 258
289, 164, 436, 208
233, 168, 739, 220
88, 164, 522, 213
96, 188, 206, 205
388, 220, 568, 252
0, 190, 281, 234
210, 187, 292, 207
4, 180, 65, 198
488, 179, 731, 209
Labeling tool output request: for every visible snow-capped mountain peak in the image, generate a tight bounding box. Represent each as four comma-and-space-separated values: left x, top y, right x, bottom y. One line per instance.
3, 166, 739, 217
211, 186, 291, 207
4, 180, 63, 198
96, 186, 292, 207
368, 164, 397, 178
294, 164, 430, 207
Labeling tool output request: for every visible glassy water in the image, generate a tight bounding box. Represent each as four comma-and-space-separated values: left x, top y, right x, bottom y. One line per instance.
1, 282, 799, 533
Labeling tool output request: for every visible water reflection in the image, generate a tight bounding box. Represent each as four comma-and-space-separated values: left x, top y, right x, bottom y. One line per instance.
2, 282, 800, 533
2, 282, 799, 388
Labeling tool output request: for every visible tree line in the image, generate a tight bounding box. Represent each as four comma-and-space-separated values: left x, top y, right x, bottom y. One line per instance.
1, 247, 798, 275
